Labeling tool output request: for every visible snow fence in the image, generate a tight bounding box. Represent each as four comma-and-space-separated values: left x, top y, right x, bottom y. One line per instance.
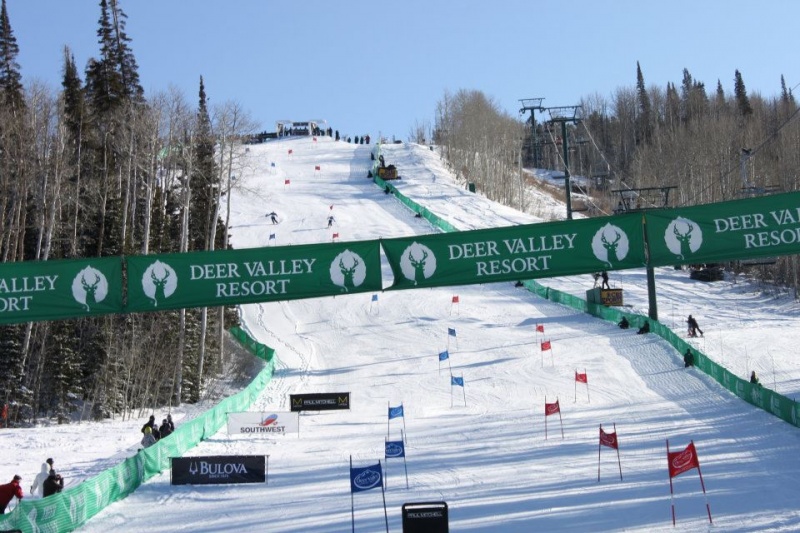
0, 327, 275, 533
369, 155, 800, 429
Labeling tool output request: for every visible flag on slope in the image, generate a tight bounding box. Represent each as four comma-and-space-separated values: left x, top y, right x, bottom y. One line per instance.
371, 294, 379, 302
350, 462, 383, 493
575, 371, 588, 384
269, 233, 276, 241
438, 350, 449, 361
536, 324, 545, 333
452, 295, 459, 303
385, 440, 405, 458
315, 165, 321, 171
448, 328, 457, 337
545, 399, 560, 416
332, 233, 339, 239
541, 340, 552, 351
388, 404, 404, 420
284, 179, 291, 185
451, 376, 464, 387
600, 426, 618, 449
668, 441, 700, 479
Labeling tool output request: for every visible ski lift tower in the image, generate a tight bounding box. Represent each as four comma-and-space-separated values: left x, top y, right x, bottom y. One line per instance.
519, 98, 546, 168
545, 105, 582, 219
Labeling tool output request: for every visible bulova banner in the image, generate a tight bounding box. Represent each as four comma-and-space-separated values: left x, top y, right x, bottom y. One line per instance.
171, 455, 265, 485
646, 191, 800, 267
0, 256, 122, 325
381, 213, 645, 290
125, 240, 382, 313
227, 411, 299, 435
290, 392, 350, 412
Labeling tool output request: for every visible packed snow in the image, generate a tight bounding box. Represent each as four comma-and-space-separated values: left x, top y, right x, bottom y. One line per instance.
3, 136, 800, 532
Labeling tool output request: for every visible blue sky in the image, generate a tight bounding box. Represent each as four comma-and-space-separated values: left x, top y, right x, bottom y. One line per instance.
8, 1, 800, 140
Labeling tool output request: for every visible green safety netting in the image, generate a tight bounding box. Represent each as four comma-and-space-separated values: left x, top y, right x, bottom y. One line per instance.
369, 150, 800, 428
0, 328, 275, 533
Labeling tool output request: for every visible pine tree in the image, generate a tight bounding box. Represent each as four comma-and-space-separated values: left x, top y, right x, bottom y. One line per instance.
635, 61, 652, 144
780, 74, 795, 107
734, 69, 753, 117
189, 76, 219, 251
0, 0, 24, 112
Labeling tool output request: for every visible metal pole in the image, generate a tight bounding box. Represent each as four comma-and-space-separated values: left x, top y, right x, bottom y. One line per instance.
561, 121, 573, 220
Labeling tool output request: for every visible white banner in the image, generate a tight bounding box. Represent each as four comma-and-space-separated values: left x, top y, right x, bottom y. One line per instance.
227, 411, 299, 436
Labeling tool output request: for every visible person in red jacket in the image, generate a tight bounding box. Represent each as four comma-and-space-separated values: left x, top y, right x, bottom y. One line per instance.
0, 475, 23, 513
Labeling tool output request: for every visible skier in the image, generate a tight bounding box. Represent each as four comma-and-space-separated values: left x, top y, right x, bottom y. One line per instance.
0, 475, 23, 514
618, 316, 629, 329
141, 415, 156, 435
601, 271, 610, 289
159, 418, 172, 439
267, 211, 278, 224
750, 370, 760, 385
686, 315, 704, 337
327, 215, 335, 228
141, 426, 156, 449
30, 459, 51, 497
42, 470, 63, 498
637, 320, 650, 334
683, 348, 695, 367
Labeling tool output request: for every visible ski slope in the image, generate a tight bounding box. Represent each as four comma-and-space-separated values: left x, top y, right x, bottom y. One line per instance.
6, 135, 800, 532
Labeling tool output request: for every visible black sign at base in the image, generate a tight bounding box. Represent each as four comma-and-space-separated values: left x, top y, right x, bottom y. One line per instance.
171, 455, 265, 485
402, 501, 449, 533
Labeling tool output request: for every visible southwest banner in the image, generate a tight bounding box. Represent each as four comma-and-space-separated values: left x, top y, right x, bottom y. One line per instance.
0, 256, 122, 325
646, 190, 800, 267
125, 240, 382, 312
226, 411, 299, 435
381, 213, 645, 290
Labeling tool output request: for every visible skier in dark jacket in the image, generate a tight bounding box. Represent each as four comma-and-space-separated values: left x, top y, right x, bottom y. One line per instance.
42, 470, 63, 498
618, 316, 630, 329
687, 315, 704, 337
684, 348, 695, 367
0, 475, 23, 513
637, 321, 650, 334
159, 418, 172, 439
141, 415, 156, 435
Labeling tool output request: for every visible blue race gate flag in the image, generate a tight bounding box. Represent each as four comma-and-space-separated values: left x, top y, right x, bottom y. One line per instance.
388, 404, 404, 419
371, 293, 379, 302
350, 462, 383, 493
438, 350, 449, 361
385, 440, 406, 458
451, 376, 464, 387
448, 327, 457, 337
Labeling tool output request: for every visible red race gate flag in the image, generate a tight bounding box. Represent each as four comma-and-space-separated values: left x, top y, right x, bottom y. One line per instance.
599, 426, 618, 449
536, 324, 544, 333
284, 179, 291, 185
451, 295, 459, 303
288, 149, 293, 155
541, 340, 551, 351
575, 371, 588, 384
668, 441, 700, 478
332, 233, 339, 239
315, 165, 321, 171
544, 399, 560, 416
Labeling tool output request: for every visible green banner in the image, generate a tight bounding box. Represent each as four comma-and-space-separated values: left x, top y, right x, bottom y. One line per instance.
646, 191, 800, 266
0, 256, 122, 325
381, 213, 646, 289
126, 240, 383, 312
